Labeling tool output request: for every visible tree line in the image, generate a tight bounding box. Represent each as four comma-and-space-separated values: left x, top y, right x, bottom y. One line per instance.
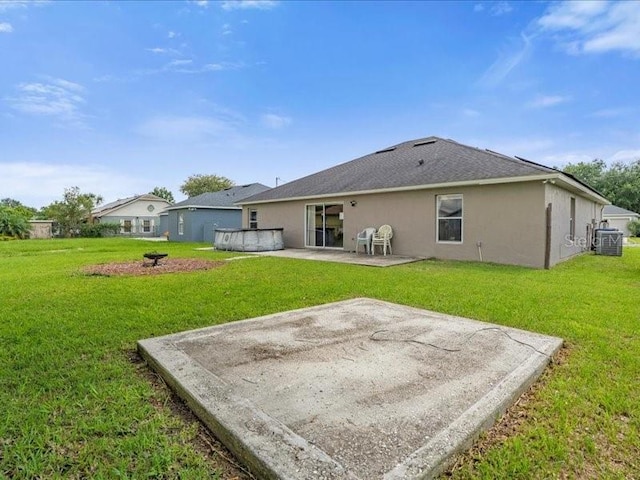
563, 159, 640, 214
0, 174, 235, 239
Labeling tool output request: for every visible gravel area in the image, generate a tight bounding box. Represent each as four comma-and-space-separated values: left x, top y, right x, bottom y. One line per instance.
83, 258, 224, 276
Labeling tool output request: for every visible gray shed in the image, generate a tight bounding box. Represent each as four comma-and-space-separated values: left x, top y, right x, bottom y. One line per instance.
166, 183, 270, 243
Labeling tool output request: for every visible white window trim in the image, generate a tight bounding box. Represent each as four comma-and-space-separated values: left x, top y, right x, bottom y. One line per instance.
178, 213, 184, 235
249, 209, 258, 229
436, 194, 463, 244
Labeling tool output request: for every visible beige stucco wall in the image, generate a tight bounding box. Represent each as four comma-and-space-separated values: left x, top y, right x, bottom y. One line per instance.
244, 181, 558, 268
604, 216, 637, 237
544, 183, 603, 266
29, 221, 53, 239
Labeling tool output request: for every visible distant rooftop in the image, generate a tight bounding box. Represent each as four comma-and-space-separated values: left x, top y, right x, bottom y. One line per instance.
168, 183, 271, 210
603, 205, 639, 216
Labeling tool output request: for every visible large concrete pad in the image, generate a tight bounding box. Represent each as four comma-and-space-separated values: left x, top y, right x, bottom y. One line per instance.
138, 298, 562, 479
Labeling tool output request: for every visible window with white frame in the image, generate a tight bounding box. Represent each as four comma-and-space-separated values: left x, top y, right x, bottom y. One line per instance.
249, 209, 258, 229
569, 197, 576, 241
178, 213, 184, 235
437, 194, 463, 243
143, 219, 151, 233
122, 220, 132, 234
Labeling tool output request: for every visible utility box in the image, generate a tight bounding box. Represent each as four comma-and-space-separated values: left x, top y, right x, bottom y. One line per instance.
594, 229, 623, 256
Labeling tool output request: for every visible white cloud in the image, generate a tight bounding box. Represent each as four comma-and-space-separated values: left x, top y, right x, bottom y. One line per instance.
462, 108, 480, 117
147, 47, 169, 54
222, 23, 232, 35
0, 1, 28, 12
190, 0, 209, 7
473, 4, 484, 13
0, 162, 142, 209
135, 115, 238, 142
478, 33, 532, 87
537, 1, 640, 55
0, 22, 13, 33
7, 77, 87, 127
167, 30, 178, 39
527, 95, 570, 108
221, 0, 278, 11
490, 1, 512, 16
167, 59, 193, 67
588, 107, 633, 118
608, 149, 640, 163
538, 1, 608, 30
261, 113, 291, 129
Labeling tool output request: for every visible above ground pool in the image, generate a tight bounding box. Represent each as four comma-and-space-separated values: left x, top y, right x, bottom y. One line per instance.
214, 228, 284, 252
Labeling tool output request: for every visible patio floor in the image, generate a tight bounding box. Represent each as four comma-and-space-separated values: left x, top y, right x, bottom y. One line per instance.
246, 248, 422, 267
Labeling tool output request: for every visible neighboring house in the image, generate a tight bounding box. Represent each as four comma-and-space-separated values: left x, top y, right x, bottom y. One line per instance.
91, 194, 172, 237
29, 220, 55, 239
166, 183, 271, 243
239, 136, 609, 268
602, 205, 640, 237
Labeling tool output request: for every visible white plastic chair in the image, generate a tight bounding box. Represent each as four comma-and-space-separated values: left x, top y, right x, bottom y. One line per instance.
371, 224, 393, 256
355, 227, 376, 255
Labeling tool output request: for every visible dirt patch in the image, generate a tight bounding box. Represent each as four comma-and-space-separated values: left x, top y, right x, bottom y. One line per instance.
83, 258, 225, 276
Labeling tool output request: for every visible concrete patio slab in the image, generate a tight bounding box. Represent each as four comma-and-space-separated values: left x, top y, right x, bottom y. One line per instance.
247, 248, 422, 267
138, 298, 562, 479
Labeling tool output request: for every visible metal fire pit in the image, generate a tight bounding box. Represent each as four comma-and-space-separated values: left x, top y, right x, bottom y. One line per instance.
143, 252, 168, 267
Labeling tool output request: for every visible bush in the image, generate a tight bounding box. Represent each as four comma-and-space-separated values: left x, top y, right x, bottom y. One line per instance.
0, 207, 31, 239
79, 223, 120, 238
627, 220, 640, 237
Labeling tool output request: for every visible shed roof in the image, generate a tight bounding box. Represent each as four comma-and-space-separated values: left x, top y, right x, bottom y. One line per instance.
167, 183, 270, 210
603, 205, 640, 216
240, 136, 606, 204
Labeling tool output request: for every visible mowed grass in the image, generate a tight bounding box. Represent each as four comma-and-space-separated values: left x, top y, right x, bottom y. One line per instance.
0, 238, 638, 479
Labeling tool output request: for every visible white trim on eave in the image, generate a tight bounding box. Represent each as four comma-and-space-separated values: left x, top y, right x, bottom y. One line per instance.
239, 173, 609, 206
165, 205, 241, 211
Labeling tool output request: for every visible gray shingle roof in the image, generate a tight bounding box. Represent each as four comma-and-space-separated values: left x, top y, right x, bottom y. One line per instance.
603, 205, 639, 216
240, 136, 561, 203
169, 183, 271, 209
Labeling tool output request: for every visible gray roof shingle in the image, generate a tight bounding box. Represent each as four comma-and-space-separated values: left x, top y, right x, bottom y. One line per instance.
169, 183, 271, 209
603, 205, 639, 216
240, 136, 563, 203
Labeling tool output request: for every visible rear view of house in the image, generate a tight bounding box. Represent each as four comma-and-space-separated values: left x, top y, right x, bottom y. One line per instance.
239, 137, 609, 268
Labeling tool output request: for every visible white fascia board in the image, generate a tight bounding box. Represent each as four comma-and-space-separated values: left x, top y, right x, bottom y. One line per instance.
239, 173, 610, 206
165, 205, 241, 211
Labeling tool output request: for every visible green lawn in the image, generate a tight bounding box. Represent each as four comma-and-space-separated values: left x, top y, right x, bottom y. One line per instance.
1, 238, 638, 479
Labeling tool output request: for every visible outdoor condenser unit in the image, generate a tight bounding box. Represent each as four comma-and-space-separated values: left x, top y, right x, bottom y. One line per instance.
594, 229, 623, 256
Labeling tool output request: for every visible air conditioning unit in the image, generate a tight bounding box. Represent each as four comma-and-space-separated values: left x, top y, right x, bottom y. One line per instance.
594, 229, 623, 256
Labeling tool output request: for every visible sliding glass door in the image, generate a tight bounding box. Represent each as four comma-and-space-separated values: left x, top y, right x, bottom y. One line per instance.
305, 203, 343, 248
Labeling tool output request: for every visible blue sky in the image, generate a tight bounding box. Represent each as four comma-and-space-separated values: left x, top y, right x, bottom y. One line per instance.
1, 0, 639, 208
